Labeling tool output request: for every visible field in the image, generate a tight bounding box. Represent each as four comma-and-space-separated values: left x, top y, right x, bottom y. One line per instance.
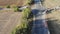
0, 0, 28, 6
43, 0, 60, 8
43, 0, 60, 34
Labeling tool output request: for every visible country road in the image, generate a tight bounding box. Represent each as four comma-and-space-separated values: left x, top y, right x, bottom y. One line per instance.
0, 12, 21, 34
31, 0, 50, 34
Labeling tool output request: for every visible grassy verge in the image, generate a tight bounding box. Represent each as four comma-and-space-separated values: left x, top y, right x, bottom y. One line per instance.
11, 0, 34, 34
43, 0, 60, 34
43, 0, 60, 8
11, 7, 33, 34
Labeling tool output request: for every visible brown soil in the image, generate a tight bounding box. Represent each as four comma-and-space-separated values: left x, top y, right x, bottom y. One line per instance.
43, 0, 60, 34
0, 0, 27, 6
0, 11, 22, 34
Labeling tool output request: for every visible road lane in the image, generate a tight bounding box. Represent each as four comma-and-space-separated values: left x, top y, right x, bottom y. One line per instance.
31, 0, 50, 34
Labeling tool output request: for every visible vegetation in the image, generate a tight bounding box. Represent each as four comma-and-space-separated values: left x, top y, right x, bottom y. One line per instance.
22, 7, 31, 19
29, 0, 34, 4
12, 6, 19, 12
6, 5, 10, 8
11, 0, 34, 34
43, 0, 60, 8
12, 7, 33, 34
24, 0, 34, 5
44, 0, 60, 34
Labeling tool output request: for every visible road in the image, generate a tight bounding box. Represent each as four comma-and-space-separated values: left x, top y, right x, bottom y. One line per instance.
0, 12, 21, 34
31, 0, 50, 34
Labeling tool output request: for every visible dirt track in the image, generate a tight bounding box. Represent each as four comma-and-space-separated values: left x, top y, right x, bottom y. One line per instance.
0, 12, 22, 34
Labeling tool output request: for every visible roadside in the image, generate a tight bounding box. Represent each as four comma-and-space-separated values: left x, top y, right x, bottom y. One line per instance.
0, 11, 22, 34
0, 0, 34, 34
43, 0, 60, 34
11, 0, 34, 34
12, 7, 33, 34
46, 9, 60, 34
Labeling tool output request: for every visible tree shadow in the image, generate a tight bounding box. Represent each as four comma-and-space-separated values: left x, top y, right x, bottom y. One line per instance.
15, 21, 33, 34
27, 21, 33, 34
27, 12, 33, 34
47, 18, 60, 34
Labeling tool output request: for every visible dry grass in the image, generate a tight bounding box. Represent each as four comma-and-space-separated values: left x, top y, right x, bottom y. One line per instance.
44, 0, 60, 23
0, 8, 15, 12
43, 0, 60, 8
0, 0, 27, 6
46, 10, 60, 20
43, 0, 60, 34
46, 10, 60, 34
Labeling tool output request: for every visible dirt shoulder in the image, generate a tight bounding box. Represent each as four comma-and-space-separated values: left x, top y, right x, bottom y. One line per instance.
0, 0, 27, 6
43, 0, 60, 34
0, 11, 22, 34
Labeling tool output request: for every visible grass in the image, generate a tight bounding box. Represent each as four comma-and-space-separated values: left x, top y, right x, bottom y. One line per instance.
43, 0, 60, 25
43, 0, 60, 34
44, 0, 60, 19
43, 0, 60, 8
22, 7, 31, 19
6, 5, 10, 8
12, 20, 28, 34
13, 6, 19, 12
46, 10, 60, 20
0, 0, 25, 6
12, 7, 33, 34
46, 8, 60, 34
23, 0, 31, 5
11, 0, 33, 34
0, 0, 32, 7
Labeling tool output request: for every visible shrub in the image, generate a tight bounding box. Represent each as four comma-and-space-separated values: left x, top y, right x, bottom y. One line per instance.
12, 19, 28, 34
12, 7, 31, 34
6, 5, 10, 8
13, 6, 19, 12
22, 7, 31, 19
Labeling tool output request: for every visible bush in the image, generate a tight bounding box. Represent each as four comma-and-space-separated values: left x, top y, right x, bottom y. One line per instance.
22, 7, 31, 19
13, 6, 19, 12
12, 7, 31, 34
6, 5, 10, 8
28, 0, 34, 5
12, 19, 28, 34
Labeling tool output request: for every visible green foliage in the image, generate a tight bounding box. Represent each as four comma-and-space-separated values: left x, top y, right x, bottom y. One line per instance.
22, 7, 31, 19
27, 0, 31, 3
12, 7, 31, 34
13, 6, 19, 12
26, 0, 33, 5
6, 5, 10, 8
12, 20, 28, 34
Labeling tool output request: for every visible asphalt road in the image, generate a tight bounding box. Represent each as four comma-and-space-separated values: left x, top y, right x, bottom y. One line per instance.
0, 12, 21, 34
31, 0, 50, 34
